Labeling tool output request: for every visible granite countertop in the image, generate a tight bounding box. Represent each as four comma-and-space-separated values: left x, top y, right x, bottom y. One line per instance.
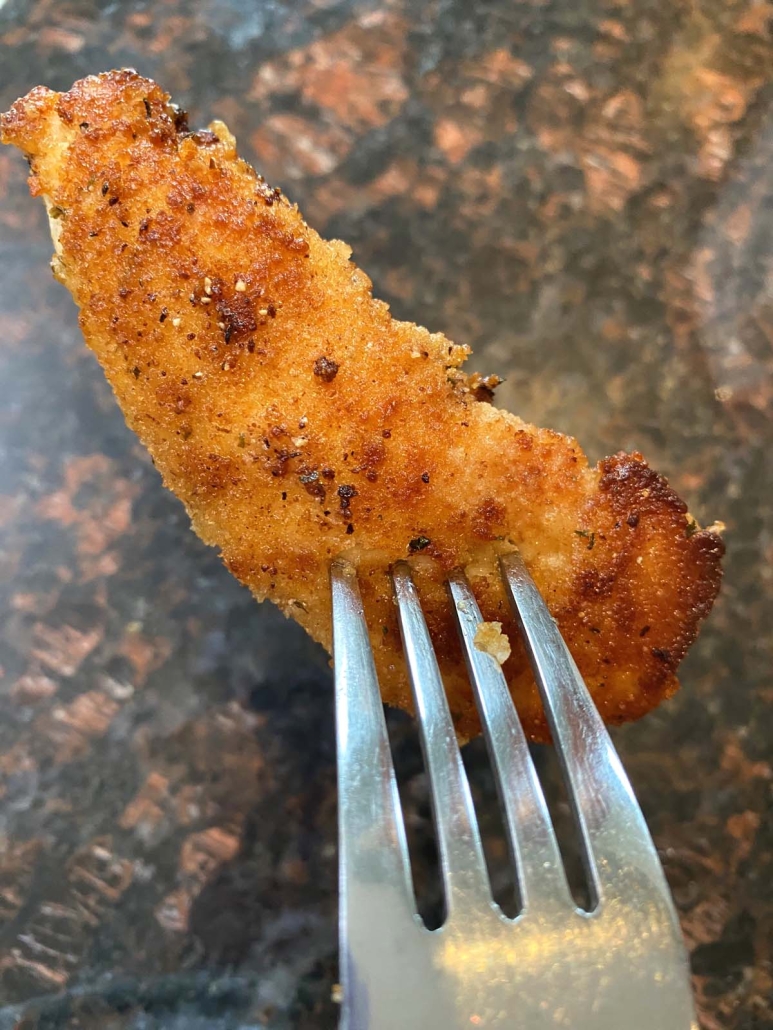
0, 0, 771, 1027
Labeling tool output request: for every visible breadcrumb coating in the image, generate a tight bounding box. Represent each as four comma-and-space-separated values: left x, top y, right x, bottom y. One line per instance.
1, 71, 724, 740
473, 622, 512, 666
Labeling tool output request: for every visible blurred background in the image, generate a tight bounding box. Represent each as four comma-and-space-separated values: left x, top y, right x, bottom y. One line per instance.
0, 0, 771, 1027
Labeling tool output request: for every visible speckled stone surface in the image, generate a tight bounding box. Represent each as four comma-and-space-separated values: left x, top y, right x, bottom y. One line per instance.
0, 1, 771, 1027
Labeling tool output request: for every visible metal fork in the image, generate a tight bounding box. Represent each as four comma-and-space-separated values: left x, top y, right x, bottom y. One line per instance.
331, 553, 696, 1030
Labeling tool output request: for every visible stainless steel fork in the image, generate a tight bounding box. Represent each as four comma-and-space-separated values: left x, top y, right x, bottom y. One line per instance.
331, 553, 696, 1030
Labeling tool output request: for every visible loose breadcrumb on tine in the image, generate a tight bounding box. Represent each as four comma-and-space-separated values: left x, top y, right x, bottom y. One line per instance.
474, 621, 512, 666
0, 71, 724, 742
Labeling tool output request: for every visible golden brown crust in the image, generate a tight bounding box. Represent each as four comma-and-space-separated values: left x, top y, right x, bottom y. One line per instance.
1, 71, 724, 741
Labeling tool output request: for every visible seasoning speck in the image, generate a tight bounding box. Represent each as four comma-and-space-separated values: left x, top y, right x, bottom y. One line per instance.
313, 356, 339, 382
235, 279, 247, 292
172, 317, 181, 328
408, 536, 431, 552
338, 484, 358, 510
575, 529, 595, 549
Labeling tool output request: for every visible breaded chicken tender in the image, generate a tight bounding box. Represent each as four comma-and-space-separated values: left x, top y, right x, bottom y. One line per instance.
1, 71, 724, 741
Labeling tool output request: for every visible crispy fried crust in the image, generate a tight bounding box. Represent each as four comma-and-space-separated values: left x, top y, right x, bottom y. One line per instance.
1, 71, 724, 740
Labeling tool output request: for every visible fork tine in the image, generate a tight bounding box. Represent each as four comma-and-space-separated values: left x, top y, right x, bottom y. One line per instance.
331, 559, 419, 983
392, 561, 493, 920
499, 551, 679, 909
447, 570, 574, 915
